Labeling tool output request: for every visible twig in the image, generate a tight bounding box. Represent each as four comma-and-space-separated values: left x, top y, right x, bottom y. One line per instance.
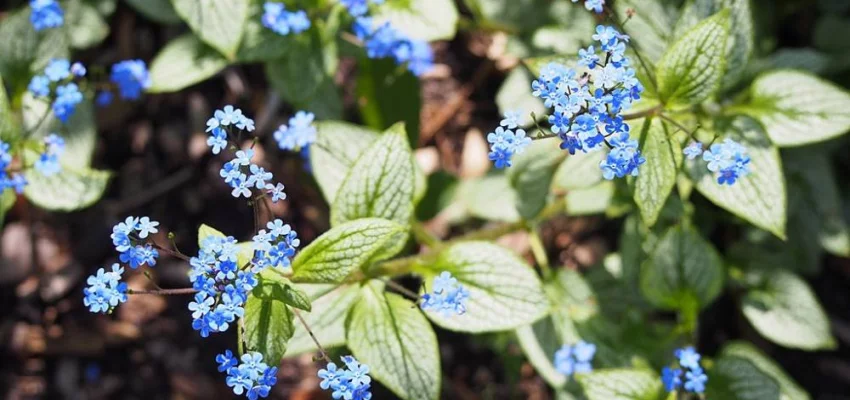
292, 308, 332, 364
383, 279, 421, 301
148, 241, 190, 261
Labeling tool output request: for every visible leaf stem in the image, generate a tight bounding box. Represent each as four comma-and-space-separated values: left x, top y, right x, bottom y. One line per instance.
237, 317, 245, 357
382, 278, 421, 301
411, 222, 441, 248
528, 227, 552, 279
621, 104, 663, 120
292, 308, 332, 364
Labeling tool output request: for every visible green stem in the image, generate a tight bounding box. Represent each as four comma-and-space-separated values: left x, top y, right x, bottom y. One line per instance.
528, 227, 552, 279
293, 308, 332, 364
411, 222, 441, 248
237, 317, 245, 357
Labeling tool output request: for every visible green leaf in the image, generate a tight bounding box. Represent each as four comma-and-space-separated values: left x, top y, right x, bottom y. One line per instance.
0, 74, 20, 143
687, 116, 787, 238
495, 67, 546, 121
148, 34, 228, 93
785, 148, 850, 257
551, 151, 605, 192
735, 70, 850, 147
515, 319, 568, 388
291, 218, 407, 283
615, 0, 678, 64
705, 356, 781, 400
66, 0, 110, 49
721, 342, 811, 400
172, 0, 249, 59
419, 242, 549, 332
125, 0, 182, 24
285, 284, 360, 357
310, 122, 380, 203
640, 225, 724, 311
256, 271, 311, 311
356, 57, 421, 145
674, 0, 754, 89
374, 0, 458, 41
0, 189, 16, 227
741, 270, 836, 350
656, 9, 730, 106
346, 281, 440, 400
546, 269, 599, 339
264, 29, 342, 119
457, 174, 520, 222
633, 119, 677, 227
576, 369, 664, 400
508, 139, 565, 220
244, 282, 296, 366
0, 8, 69, 90
197, 223, 225, 245
23, 165, 110, 211
22, 94, 95, 167
331, 124, 415, 227
565, 181, 615, 216
462, 0, 549, 34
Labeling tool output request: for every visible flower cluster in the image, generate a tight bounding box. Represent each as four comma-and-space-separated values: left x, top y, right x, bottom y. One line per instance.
217, 350, 278, 400
83, 264, 127, 313
685, 139, 750, 185
30, 0, 63, 31
420, 271, 470, 316
28, 59, 85, 123
251, 219, 301, 271
34, 133, 65, 176
341, 0, 384, 17
261, 2, 310, 36
273, 111, 317, 152
188, 234, 254, 337
487, 112, 532, 169
488, 25, 644, 177
553, 341, 596, 376
109, 60, 151, 101
0, 141, 27, 194
111, 216, 160, 269
573, 0, 605, 13
352, 17, 434, 76
318, 356, 373, 400
661, 347, 708, 393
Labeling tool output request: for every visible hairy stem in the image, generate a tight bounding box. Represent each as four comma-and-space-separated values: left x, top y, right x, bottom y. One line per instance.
293, 308, 332, 364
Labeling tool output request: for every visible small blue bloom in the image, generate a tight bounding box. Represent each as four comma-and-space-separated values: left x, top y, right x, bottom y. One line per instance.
34, 152, 60, 176
30, 0, 64, 31
216, 350, 238, 373
553, 340, 596, 377
45, 59, 71, 82
701, 139, 750, 185
262, 2, 311, 36
136, 216, 159, 238
274, 111, 316, 151
7, 173, 27, 194
318, 356, 372, 400
52, 83, 83, 123
219, 351, 277, 398
28, 75, 50, 97
70, 62, 86, 77
207, 128, 228, 155
600, 133, 645, 180
420, 271, 469, 316
661, 367, 682, 392
675, 347, 701, 371
96, 91, 114, 107
266, 182, 286, 203
683, 142, 703, 160
554, 345, 574, 376
684, 369, 707, 393
110, 60, 150, 100
574, 0, 605, 13
500, 110, 522, 129
83, 264, 128, 313
340, 0, 384, 17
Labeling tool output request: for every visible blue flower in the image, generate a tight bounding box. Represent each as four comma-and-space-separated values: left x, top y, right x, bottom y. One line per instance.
675, 347, 701, 370
420, 271, 470, 316
266, 182, 286, 203
486, 127, 532, 169
500, 110, 522, 129
30, 0, 64, 31
119, 244, 158, 269
216, 350, 238, 373
52, 83, 83, 123
248, 165, 273, 189
274, 111, 316, 151
553, 340, 596, 377
661, 367, 682, 392
574, 0, 605, 13
262, 2, 310, 36
96, 91, 114, 107
578, 45, 599, 68
34, 152, 60, 176
83, 264, 128, 313
600, 133, 644, 180
207, 128, 228, 155
110, 60, 150, 100
701, 139, 750, 185
28, 75, 50, 97
318, 356, 372, 400
136, 216, 159, 238
340, 0, 384, 16
353, 18, 434, 76
684, 369, 707, 393
683, 142, 703, 160
7, 174, 27, 194
70, 62, 86, 77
